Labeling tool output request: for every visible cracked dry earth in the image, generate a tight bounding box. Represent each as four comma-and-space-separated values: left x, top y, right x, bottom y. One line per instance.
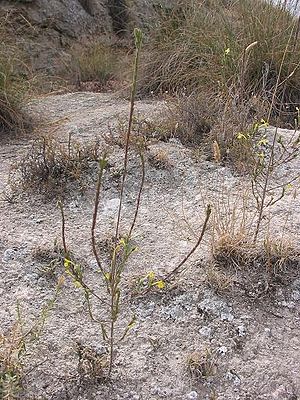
0, 92, 300, 400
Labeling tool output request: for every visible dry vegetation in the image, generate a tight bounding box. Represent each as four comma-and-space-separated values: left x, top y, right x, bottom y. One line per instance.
140, 0, 300, 161
0, 18, 31, 137
9, 135, 103, 198
1, 0, 300, 398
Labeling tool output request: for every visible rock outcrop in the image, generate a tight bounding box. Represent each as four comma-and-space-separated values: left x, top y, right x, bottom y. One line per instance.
1, 0, 173, 73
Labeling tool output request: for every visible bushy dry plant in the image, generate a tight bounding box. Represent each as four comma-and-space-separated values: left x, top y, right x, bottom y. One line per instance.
205, 265, 233, 293
105, 113, 177, 148
212, 199, 299, 284
169, 93, 217, 147
261, 236, 299, 274
212, 230, 300, 293
11, 135, 102, 197
76, 341, 108, 384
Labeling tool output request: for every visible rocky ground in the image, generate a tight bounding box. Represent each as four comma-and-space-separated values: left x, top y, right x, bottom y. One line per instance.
0, 92, 300, 400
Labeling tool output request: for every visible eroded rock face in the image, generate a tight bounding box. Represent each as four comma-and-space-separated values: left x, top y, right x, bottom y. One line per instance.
2, 0, 112, 38
1, 0, 174, 73
19, 0, 112, 38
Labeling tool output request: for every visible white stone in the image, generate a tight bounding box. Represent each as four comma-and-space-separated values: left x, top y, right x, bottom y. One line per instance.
187, 391, 198, 400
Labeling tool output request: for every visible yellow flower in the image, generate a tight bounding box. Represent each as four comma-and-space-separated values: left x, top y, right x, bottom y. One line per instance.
257, 137, 268, 146
147, 271, 155, 281
154, 280, 165, 289
74, 281, 82, 289
64, 258, 71, 269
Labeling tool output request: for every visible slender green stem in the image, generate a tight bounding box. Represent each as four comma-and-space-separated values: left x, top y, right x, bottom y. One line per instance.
115, 29, 143, 241
91, 157, 107, 278
108, 29, 143, 376
128, 151, 145, 238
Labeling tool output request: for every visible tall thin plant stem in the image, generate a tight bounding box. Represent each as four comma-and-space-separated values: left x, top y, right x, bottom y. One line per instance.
109, 29, 143, 376
58, 199, 67, 255
128, 151, 145, 238
115, 29, 143, 241
164, 204, 212, 281
91, 156, 107, 277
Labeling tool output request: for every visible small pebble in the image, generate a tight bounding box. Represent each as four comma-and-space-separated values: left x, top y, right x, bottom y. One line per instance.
2, 248, 17, 262
264, 328, 272, 337
237, 325, 246, 337
187, 391, 198, 400
199, 326, 212, 337
218, 346, 228, 355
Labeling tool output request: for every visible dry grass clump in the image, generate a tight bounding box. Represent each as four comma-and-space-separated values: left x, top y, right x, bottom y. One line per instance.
140, 0, 300, 168
213, 232, 255, 269
213, 232, 299, 280
108, 0, 129, 37
261, 237, 299, 274
106, 113, 177, 148
170, 93, 216, 147
69, 41, 128, 91
141, 0, 300, 132
160, 89, 269, 170
0, 18, 30, 137
147, 148, 171, 169
206, 265, 233, 293
11, 135, 102, 198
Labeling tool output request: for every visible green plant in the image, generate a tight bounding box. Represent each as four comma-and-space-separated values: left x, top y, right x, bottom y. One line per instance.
60, 28, 144, 377
59, 27, 212, 378
249, 123, 300, 243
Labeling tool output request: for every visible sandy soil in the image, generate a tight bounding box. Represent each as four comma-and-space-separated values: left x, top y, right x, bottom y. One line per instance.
0, 92, 299, 400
